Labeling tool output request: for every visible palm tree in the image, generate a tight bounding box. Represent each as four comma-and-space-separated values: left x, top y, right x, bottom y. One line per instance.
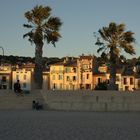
23, 5, 62, 89
94, 22, 135, 90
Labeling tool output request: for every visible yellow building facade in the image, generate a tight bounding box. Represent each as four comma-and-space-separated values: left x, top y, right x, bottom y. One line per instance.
50, 55, 93, 90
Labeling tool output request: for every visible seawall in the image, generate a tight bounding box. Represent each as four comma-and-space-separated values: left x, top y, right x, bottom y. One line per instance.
42, 90, 140, 111
1, 90, 140, 111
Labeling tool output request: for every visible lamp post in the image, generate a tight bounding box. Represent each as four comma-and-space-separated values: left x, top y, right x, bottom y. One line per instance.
0, 46, 4, 65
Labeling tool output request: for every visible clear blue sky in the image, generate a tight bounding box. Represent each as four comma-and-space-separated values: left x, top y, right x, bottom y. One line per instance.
0, 0, 140, 58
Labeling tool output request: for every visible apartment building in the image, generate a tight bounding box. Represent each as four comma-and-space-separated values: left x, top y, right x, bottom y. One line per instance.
12, 68, 32, 91
64, 60, 78, 90
0, 65, 12, 89
77, 55, 93, 89
50, 62, 64, 90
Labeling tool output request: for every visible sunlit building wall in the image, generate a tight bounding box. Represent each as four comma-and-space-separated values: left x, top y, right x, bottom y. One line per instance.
12, 68, 32, 91
77, 55, 93, 89
50, 63, 64, 90
43, 71, 50, 90
0, 65, 12, 89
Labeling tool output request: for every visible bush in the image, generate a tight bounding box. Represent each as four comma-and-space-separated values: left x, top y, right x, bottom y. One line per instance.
94, 82, 107, 90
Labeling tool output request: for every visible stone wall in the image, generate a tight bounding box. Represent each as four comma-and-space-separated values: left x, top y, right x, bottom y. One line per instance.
1, 90, 140, 111
41, 90, 140, 111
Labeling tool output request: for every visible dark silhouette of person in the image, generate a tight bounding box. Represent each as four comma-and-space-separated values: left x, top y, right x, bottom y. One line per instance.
14, 80, 22, 95
32, 100, 43, 110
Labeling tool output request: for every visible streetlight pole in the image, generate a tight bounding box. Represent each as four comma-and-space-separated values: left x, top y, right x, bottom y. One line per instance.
0, 46, 4, 56
0, 46, 4, 66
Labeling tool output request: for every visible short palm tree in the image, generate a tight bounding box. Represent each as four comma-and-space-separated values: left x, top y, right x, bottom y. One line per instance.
23, 5, 62, 89
95, 22, 135, 90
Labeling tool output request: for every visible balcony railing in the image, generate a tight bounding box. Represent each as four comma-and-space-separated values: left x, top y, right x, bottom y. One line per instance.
50, 70, 64, 74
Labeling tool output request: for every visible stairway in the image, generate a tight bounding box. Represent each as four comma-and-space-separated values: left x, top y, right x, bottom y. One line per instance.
0, 90, 45, 110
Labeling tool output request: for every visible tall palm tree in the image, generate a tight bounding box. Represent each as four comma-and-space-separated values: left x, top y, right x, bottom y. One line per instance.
95, 22, 135, 90
23, 5, 62, 89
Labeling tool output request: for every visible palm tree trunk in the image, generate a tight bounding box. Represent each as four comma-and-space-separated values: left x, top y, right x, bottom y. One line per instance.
109, 62, 116, 90
34, 43, 43, 89
109, 49, 117, 90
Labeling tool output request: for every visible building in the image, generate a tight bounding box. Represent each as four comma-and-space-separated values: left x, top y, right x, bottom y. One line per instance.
93, 72, 107, 89
0, 65, 12, 89
50, 62, 64, 90
12, 68, 32, 91
43, 70, 50, 90
77, 55, 93, 89
12, 63, 35, 91
63, 59, 78, 90
121, 67, 135, 91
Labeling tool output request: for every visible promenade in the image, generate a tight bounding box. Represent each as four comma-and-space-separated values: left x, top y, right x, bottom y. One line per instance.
0, 110, 140, 140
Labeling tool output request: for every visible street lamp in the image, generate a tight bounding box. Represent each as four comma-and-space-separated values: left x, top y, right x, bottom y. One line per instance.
0, 46, 4, 65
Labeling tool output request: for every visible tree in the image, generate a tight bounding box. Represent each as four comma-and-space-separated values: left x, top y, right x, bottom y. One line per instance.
23, 5, 62, 89
94, 82, 107, 90
94, 22, 135, 90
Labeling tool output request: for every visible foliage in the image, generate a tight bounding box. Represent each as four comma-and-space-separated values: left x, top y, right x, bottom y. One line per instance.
94, 82, 107, 90
23, 5, 62, 46
23, 5, 62, 89
94, 22, 136, 90
94, 22, 135, 61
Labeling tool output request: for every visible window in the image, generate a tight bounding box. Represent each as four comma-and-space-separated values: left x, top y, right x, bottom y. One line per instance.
82, 64, 88, 70
123, 78, 127, 85
2, 76, 6, 82
58, 75, 63, 80
23, 75, 26, 80
67, 76, 70, 81
130, 78, 133, 85
138, 80, 140, 88
73, 68, 76, 72
98, 77, 101, 84
65, 67, 70, 73
2, 85, 7, 89
87, 74, 89, 79
73, 76, 76, 81
53, 83, 57, 89
125, 86, 129, 90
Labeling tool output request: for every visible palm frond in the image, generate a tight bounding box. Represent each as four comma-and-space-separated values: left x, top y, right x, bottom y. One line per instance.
47, 17, 62, 31
23, 5, 62, 47
95, 37, 103, 46
97, 46, 105, 53
123, 31, 135, 43
23, 31, 34, 39
108, 22, 117, 34
44, 31, 61, 47
23, 24, 33, 28
98, 29, 108, 41
124, 44, 135, 55
24, 11, 33, 22
117, 23, 125, 34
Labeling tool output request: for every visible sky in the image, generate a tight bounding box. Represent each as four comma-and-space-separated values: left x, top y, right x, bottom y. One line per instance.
0, 0, 140, 59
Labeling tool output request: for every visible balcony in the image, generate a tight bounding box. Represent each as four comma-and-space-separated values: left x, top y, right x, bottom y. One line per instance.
50, 70, 64, 74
